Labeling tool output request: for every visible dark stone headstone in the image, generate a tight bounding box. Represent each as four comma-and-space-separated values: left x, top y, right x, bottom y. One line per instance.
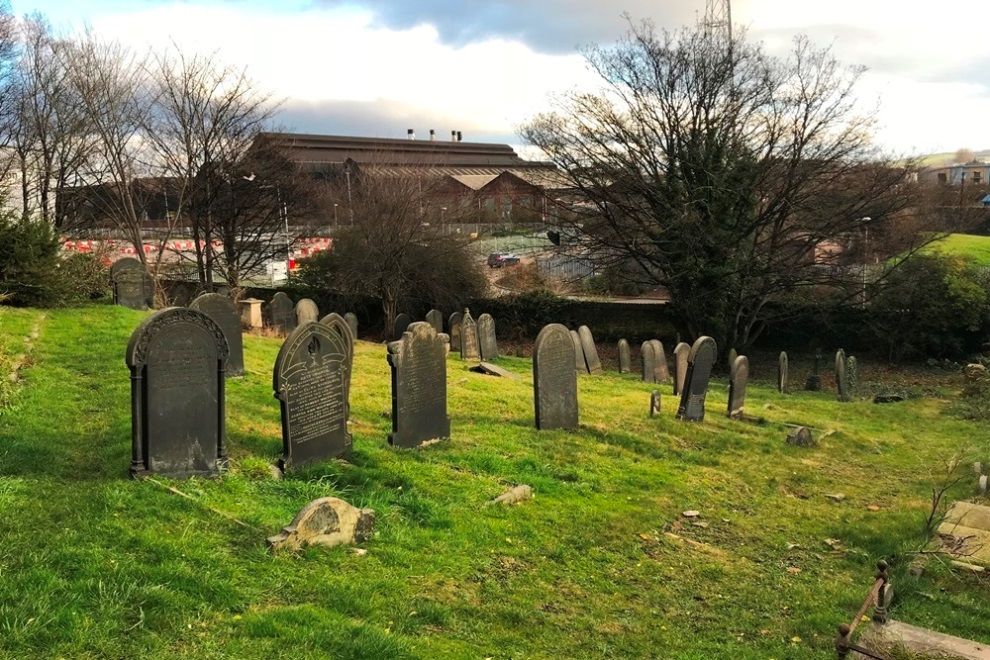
651, 340, 669, 383
478, 313, 499, 361
873, 392, 905, 404
126, 307, 229, 479
650, 390, 661, 418
111, 256, 144, 280
578, 326, 602, 375
388, 322, 450, 447
113, 261, 154, 311
676, 336, 718, 422
570, 330, 587, 373
460, 309, 479, 360
273, 321, 353, 470
673, 342, 690, 395
727, 355, 749, 419
344, 312, 358, 340
533, 323, 578, 430
805, 350, 822, 391
617, 339, 631, 373
319, 313, 356, 399
786, 426, 815, 447
778, 351, 789, 394
641, 341, 657, 383
268, 292, 296, 335
846, 355, 858, 399
448, 312, 462, 353
425, 309, 443, 334
190, 292, 244, 377
393, 313, 412, 341
296, 298, 320, 326
836, 348, 848, 402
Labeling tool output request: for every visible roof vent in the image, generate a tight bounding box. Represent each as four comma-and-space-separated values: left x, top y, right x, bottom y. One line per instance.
407, 128, 415, 140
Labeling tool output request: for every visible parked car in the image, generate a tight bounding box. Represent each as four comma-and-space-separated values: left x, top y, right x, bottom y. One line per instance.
487, 252, 520, 268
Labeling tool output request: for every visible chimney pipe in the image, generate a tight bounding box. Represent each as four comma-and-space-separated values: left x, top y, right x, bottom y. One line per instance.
451, 130, 457, 142
429, 129, 435, 141
407, 128, 415, 140
457, 131, 462, 142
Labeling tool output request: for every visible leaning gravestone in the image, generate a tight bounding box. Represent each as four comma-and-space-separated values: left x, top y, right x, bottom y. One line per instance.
676, 336, 718, 422
651, 340, 669, 383
570, 330, 587, 373
344, 312, 358, 340
673, 342, 690, 395
295, 298, 320, 326
190, 293, 244, 377
533, 323, 578, 430
578, 326, 603, 375
393, 313, 412, 340
268, 292, 296, 335
448, 312, 462, 353
425, 309, 443, 335
846, 355, 859, 399
460, 309, 480, 360
836, 348, 849, 402
387, 322, 451, 447
273, 321, 352, 470
641, 341, 657, 383
617, 339, 631, 374
778, 351, 789, 394
727, 354, 749, 419
478, 313, 499, 361
126, 307, 229, 479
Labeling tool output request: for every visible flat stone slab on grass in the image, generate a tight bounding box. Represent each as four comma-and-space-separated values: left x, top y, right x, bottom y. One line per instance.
267, 497, 375, 552
859, 620, 990, 660
470, 362, 519, 379
938, 501, 990, 566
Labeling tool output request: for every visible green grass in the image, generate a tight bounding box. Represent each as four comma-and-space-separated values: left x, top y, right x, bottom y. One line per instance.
921, 233, 990, 266
0, 305, 988, 658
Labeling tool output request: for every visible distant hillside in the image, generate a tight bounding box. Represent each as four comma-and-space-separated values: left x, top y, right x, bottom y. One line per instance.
916, 150, 990, 167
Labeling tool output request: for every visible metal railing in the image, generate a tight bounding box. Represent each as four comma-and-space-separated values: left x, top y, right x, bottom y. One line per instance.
835, 560, 891, 659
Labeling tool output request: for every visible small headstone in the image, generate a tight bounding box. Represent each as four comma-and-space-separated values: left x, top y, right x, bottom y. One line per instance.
641, 341, 657, 383
805, 350, 822, 391
190, 292, 244, 377
651, 340, 669, 383
979, 475, 988, 497
617, 339, 631, 373
673, 342, 690, 395
393, 313, 412, 340
727, 355, 749, 419
239, 297, 264, 329
273, 321, 353, 470
533, 323, 578, 430
111, 256, 144, 281
267, 292, 296, 335
295, 298, 320, 325
425, 309, 443, 334
344, 312, 358, 339
460, 309, 480, 360
676, 336, 718, 422
786, 427, 815, 447
448, 312, 462, 353
478, 313, 499, 360
778, 351, 789, 394
267, 497, 375, 552
126, 307, 229, 479
388, 322, 450, 447
728, 348, 738, 374
570, 330, 587, 373
578, 326, 602, 375
113, 261, 154, 311
836, 348, 848, 402
650, 390, 661, 417
846, 355, 859, 399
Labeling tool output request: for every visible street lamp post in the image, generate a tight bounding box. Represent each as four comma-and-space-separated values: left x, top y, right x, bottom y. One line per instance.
333, 203, 338, 227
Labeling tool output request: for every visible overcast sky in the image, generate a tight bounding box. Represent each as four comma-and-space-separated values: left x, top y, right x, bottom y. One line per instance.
15, 0, 990, 155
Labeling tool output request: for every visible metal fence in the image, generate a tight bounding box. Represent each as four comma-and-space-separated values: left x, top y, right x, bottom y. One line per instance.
536, 254, 596, 281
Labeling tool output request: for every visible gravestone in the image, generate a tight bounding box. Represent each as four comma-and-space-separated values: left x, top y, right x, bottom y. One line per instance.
778, 351, 789, 394
836, 348, 848, 402
425, 309, 443, 334
273, 321, 353, 470
727, 354, 749, 419
570, 330, 587, 373
805, 350, 822, 391
448, 312, 462, 353
295, 298, 320, 325
617, 339, 631, 374
478, 313, 499, 361
846, 355, 859, 399
240, 298, 263, 329
344, 312, 358, 340
111, 256, 144, 281
319, 313, 355, 399
650, 390, 661, 418
460, 309, 480, 360
651, 340, 669, 383
641, 341, 657, 383
676, 336, 718, 422
578, 326, 602, 375
533, 323, 578, 430
728, 348, 739, 375
387, 322, 450, 447
113, 258, 154, 311
393, 313, 412, 340
190, 292, 244, 377
126, 307, 229, 479
673, 342, 690, 395
786, 426, 815, 447
268, 292, 296, 335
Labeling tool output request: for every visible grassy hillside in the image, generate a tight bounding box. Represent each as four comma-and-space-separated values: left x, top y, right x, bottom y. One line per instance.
921, 233, 990, 266
0, 305, 987, 659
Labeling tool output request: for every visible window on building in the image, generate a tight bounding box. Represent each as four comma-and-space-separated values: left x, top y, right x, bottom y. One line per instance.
937, 172, 947, 183
973, 171, 982, 184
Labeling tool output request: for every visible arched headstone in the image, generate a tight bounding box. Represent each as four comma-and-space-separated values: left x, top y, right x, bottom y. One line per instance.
478, 313, 499, 360
676, 336, 718, 422
728, 354, 749, 419
651, 340, 669, 383
267, 292, 296, 335
393, 313, 412, 341
344, 312, 359, 340
112, 258, 154, 310
570, 330, 586, 373
448, 312, 462, 354
295, 298, 320, 326
778, 351, 789, 394
673, 342, 690, 395
617, 339, 630, 374
533, 324, 578, 430
728, 348, 739, 375
425, 309, 443, 334
641, 341, 657, 383
578, 326, 602, 375
460, 309, 479, 360
387, 322, 450, 447
190, 292, 244, 377
319, 312, 356, 399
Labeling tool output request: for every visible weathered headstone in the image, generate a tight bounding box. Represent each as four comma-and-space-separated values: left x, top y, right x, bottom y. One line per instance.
578, 326, 602, 375
836, 348, 849, 402
471, 361, 517, 379
533, 323, 578, 430
267, 497, 375, 552
113, 258, 154, 311
805, 350, 822, 391
240, 297, 264, 329
425, 309, 443, 334
273, 321, 352, 470
617, 339, 631, 373
651, 340, 669, 383
728, 348, 739, 374
460, 309, 480, 360
190, 292, 244, 377
268, 292, 296, 335
478, 313, 499, 361
388, 322, 451, 447
111, 256, 144, 281
673, 342, 690, 395
676, 336, 718, 422
126, 307, 229, 479
295, 298, 320, 325
727, 354, 749, 419
344, 312, 358, 339
778, 351, 789, 394
786, 426, 815, 447
650, 390, 661, 417
846, 355, 859, 399
641, 341, 657, 383
570, 330, 587, 373
448, 312, 462, 353
318, 312, 356, 399
393, 313, 412, 340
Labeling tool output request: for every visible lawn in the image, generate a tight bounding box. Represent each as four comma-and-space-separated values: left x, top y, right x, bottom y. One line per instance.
0, 304, 987, 659
921, 233, 990, 266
